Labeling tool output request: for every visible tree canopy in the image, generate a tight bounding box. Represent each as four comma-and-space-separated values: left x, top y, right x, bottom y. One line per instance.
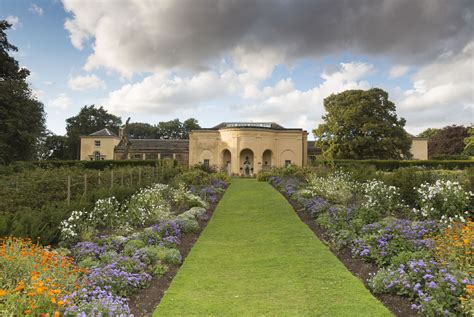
463, 126, 474, 156
65, 105, 122, 159
417, 128, 440, 139
0, 20, 46, 164
313, 88, 412, 160
428, 125, 469, 158
127, 118, 200, 139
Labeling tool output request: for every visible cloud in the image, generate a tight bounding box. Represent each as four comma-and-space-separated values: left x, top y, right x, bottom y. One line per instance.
236, 62, 374, 128
68, 74, 105, 91
105, 70, 239, 114
62, 0, 473, 76
5, 16, 21, 30
397, 41, 474, 131
389, 65, 410, 78
29, 4, 44, 16
48, 93, 73, 109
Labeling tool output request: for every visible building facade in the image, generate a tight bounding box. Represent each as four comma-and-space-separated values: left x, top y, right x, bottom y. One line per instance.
80, 123, 429, 170
188, 122, 308, 176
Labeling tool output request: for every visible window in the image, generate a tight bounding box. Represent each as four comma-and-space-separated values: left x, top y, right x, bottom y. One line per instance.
146, 153, 158, 160
285, 160, 292, 167
203, 159, 210, 167
133, 154, 142, 160
94, 140, 101, 147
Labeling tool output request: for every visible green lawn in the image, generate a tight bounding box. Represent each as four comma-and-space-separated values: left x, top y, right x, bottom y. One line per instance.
154, 179, 392, 316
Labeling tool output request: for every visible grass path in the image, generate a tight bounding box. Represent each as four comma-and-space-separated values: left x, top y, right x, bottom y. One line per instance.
154, 179, 391, 316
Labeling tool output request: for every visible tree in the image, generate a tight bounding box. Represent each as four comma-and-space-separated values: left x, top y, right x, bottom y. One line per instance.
428, 125, 469, 158
0, 20, 46, 164
313, 88, 412, 159
181, 118, 201, 138
418, 128, 439, 139
463, 126, 474, 156
65, 105, 122, 159
128, 123, 157, 139
37, 132, 68, 160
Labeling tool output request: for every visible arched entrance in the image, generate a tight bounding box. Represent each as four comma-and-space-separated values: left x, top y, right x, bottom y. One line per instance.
222, 149, 232, 176
94, 151, 101, 160
262, 149, 272, 170
239, 149, 254, 176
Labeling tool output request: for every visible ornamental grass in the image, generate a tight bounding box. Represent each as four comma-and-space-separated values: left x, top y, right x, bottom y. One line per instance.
0, 237, 83, 316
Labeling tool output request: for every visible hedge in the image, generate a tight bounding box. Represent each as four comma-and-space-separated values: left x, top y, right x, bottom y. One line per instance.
312, 159, 474, 171
0, 159, 179, 175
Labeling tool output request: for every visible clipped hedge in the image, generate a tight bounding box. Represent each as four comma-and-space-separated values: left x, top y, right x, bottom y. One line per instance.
312, 159, 474, 171
0, 159, 180, 174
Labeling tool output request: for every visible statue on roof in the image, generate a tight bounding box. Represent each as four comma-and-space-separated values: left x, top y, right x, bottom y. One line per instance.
120, 117, 131, 160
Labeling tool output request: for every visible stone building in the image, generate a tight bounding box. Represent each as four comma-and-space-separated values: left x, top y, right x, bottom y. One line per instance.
188, 122, 308, 176
80, 122, 429, 171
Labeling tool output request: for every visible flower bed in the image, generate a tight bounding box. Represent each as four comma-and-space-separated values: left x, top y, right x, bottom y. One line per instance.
1, 169, 229, 316
268, 169, 473, 316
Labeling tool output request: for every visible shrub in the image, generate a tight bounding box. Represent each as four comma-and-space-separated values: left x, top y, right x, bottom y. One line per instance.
63, 287, 132, 316
414, 179, 472, 219
307, 171, 356, 204
127, 184, 172, 226
369, 259, 469, 316
361, 179, 405, 216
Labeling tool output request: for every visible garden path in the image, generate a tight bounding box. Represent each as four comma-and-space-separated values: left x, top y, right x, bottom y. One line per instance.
154, 178, 391, 316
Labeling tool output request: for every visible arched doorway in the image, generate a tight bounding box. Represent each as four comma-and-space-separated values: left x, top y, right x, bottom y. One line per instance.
262, 150, 272, 170
222, 149, 232, 176
94, 151, 101, 161
239, 149, 254, 176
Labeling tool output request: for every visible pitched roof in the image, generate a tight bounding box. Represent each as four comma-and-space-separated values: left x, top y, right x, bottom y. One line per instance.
115, 139, 189, 151
89, 128, 118, 137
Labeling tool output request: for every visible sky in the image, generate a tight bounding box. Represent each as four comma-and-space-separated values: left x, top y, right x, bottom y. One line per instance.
1, 0, 473, 138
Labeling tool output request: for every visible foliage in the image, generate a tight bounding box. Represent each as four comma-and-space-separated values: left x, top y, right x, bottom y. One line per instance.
127, 118, 201, 139
429, 125, 469, 158
463, 126, 474, 156
0, 20, 46, 164
307, 171, 356, 204
313, 88, 412, 159
414, 179, 472, 219
37, 133, 69, 161
314, 159, 474, 171
418, 128, 440, 139
0, 237, 81, 316
361, 179, 405, 216
369, 259, 469, 316
65, 105, 122, 160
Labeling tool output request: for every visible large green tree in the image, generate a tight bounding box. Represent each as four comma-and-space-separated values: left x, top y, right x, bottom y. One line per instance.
65, 105, 122, 159
37, 132, 68, 160
428, 125, 469, 158
417, 128, 439, 139
314, 88, 412, 159
128, 122, 157, 139
0, 20, 46, 164
463, 126, 474, 156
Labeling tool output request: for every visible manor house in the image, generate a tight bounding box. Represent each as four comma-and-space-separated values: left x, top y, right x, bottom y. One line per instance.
80, 122, 428, 175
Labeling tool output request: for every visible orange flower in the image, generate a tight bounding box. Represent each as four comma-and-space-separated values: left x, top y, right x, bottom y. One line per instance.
467, 285, 473, 294
0, 289, 8, 297
15, 281, 24, 292
54, 311, 60, 317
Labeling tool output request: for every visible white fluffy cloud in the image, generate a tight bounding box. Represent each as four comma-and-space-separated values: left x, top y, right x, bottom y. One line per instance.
5, 16, 21, 30
106, 71, 239, 114
48, 93, 73, 109
68, 74, 105, 91
29, 4, 44, 16
236, 62, 374, 127
398, 41, 474, 131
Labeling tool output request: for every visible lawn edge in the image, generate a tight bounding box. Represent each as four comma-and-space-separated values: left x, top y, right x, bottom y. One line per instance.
270, 181, 419, 317
128, 185, 229, 316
